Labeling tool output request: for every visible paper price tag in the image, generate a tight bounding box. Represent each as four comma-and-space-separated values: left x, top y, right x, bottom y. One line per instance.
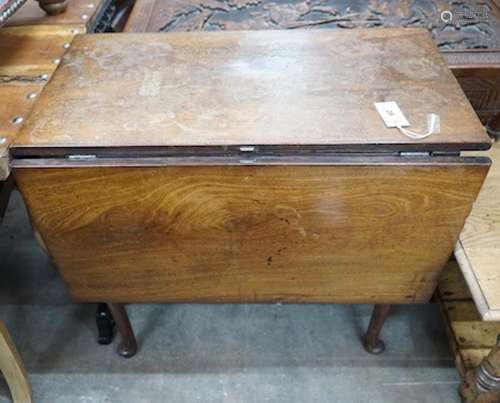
374, 101, 410, 128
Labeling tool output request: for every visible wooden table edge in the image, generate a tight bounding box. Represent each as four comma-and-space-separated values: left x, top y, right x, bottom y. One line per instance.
454, 241, 500, 322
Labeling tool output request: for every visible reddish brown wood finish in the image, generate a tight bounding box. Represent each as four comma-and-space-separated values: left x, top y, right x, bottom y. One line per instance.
14, 161, 489, 304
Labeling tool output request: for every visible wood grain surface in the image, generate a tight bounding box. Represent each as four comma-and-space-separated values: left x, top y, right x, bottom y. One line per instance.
457, 141, 500, 321
5, 0, 107, 31
13, 29, 490, 152
0, 25, 75, 180
15, 161, 489, 303
124, 0, 500, 129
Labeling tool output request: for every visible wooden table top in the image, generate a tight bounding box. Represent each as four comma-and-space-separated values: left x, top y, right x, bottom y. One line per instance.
0, 25, 75, 180
12, 28, 490, 154
456, 141, 500, 321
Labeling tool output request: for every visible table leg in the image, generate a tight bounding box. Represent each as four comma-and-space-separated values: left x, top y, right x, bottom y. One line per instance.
96, 303, 115, 345
363, 304, 392, 354
107, 303, 137, 358
0, 321, 32, 403
459, 335, 500, 403
0, 176, 15, 224
487, 113, 500, 141
35, 0, 68, 15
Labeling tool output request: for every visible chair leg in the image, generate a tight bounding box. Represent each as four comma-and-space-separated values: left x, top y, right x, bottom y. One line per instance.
107, 303, 137, 358
96, 303, 116, 345
363, 304, 392, 354
36, 0, 68, 15
459, 335, 500, 402
487, 112, 500, 140
0, 321, 32, 403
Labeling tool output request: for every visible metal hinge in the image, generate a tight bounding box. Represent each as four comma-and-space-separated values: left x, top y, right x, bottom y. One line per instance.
399, 151, 431, 157
239, 146, 257, 153
67, 154, 97, 160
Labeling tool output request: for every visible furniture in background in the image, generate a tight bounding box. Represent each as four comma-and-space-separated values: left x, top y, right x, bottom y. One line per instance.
1, 0, 131, 348
5, 0, 126, 33
35, 0, 67, 15
455, 140, 500, 402
438, 261, 500, 403
0, 20, 77, 403
10, 28, 491, 357
436, 140, 500, 402
0, 321, 31, 403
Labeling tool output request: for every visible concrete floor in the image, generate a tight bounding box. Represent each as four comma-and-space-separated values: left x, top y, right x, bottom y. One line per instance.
0, 190, 461, 402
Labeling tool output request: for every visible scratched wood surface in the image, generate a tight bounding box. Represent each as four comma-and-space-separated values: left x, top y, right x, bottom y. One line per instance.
15, 161, 489, 303
13, 29, 490, 152
457, 141, 500, 321
0, 25, 75, 180
5, 0, 107, 31
125, 0, 500, 125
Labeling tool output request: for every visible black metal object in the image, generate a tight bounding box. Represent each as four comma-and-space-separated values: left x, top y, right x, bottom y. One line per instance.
92, 0, 134, 33
96, 303, 116, 345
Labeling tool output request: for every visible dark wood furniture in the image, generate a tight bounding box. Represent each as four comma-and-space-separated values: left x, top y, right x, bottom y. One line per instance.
36, 0, 67, 15
5, 0, 110, 31
0, 24, 76, 228
11, 29, 491, 357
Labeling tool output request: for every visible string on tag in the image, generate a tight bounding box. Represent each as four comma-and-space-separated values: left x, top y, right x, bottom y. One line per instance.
374, 102, 441, 141
397, 114, 440, 140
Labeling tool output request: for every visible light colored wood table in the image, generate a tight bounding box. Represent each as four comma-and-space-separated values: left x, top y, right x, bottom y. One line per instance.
450, 141, 500, 402
456, 142, 500, 322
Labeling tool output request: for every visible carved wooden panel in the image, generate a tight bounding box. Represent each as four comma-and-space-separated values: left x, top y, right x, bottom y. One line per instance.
126, 0, 500, 51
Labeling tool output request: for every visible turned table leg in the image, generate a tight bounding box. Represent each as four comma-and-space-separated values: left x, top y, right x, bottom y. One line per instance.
0, 321, 31, 403
363, 304, 392, 354
487, 113, 500, 141
107, 303, 137, 358
460, 335, 500, 403
36, 0, 68, 15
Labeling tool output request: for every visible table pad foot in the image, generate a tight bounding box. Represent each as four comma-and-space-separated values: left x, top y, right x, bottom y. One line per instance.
107, 303, 137, 359
363, 304, 392, 355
